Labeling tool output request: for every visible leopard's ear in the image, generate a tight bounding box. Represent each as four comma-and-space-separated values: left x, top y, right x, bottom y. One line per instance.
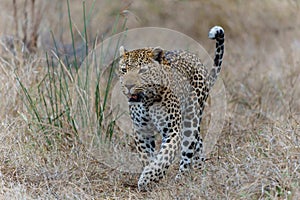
119, 46, 126, 56
152, 47, 163, 63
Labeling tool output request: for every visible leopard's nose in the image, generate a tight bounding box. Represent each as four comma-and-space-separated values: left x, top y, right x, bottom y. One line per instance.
124, 84, 136, 95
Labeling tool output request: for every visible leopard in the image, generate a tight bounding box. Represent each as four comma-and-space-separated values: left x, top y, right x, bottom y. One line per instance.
118, 26, 225, 191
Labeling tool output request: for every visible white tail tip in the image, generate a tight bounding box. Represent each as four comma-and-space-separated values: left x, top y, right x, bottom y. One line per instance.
208, 26, 224, 39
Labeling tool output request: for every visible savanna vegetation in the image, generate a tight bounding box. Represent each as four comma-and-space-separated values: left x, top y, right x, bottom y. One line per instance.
0, 0, 299, 199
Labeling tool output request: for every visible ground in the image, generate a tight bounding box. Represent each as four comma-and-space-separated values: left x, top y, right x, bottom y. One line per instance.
0, 0, 299, 199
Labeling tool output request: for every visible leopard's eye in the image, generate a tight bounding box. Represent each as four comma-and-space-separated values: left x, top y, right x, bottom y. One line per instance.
139, 65, 148, 74
138, 68, 147, 74
121, 67, 127, 73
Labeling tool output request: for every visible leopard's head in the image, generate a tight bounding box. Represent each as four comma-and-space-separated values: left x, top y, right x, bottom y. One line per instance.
118, 46, 164, 102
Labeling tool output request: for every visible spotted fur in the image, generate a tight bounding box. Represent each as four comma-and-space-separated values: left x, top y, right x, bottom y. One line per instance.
118, 26, 225, 191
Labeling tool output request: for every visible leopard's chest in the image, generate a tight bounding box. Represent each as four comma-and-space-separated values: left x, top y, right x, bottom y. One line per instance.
129, 103, 155, 133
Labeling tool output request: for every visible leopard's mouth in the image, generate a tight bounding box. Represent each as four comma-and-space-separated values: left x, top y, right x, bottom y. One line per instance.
128, 92, 144, 102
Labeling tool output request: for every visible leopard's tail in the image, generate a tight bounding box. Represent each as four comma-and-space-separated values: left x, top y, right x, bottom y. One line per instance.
208, 26, 225, 89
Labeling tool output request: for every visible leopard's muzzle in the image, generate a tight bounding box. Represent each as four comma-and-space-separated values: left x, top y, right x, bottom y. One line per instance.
123, 82, 145, 102
127, 92, 144, 102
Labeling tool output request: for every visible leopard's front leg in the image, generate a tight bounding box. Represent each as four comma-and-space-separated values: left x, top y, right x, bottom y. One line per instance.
138, 92, 181, 191
134, 131, 156, 167
130, 103, 156, 167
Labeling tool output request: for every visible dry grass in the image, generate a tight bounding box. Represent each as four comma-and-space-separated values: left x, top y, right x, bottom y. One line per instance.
0, 0, 299, 199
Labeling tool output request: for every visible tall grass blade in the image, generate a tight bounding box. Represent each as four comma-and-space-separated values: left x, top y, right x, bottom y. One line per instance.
67, 0, 78, 69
